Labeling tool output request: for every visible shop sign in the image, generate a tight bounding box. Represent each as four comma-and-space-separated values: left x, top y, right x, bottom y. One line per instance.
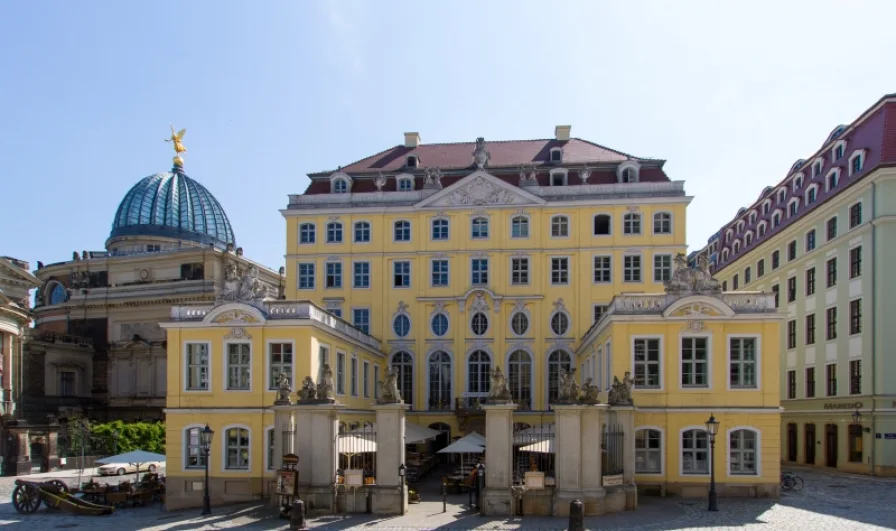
822, 401, 863, 410
602, 474, 623, 487
886, 434, 896, 440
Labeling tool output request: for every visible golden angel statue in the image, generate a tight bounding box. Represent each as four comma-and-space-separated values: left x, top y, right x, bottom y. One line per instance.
165, 125, 187, 155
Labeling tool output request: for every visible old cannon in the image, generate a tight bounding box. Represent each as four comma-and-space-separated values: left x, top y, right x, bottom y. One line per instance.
12, 479, 114, 515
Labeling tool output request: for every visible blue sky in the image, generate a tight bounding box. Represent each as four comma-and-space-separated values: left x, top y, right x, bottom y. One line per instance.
3, 1, 896, 271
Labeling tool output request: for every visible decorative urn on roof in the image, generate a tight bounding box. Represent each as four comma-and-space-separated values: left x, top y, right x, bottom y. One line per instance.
472, 137, 490, 169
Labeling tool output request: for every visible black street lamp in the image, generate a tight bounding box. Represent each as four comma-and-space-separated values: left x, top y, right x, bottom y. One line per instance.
200, 424, 214, 515
398, 463, 407, 515
111, 429, 119, 456
705, 414, 719, 512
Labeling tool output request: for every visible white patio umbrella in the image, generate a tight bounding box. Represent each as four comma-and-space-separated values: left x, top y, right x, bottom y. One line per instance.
460, 432, 486, 446
336, 435, 377, 454
437, 437, 484, 471
513, 424, 555, 445
96, 450, 166, 477
519, 439, 555, 454
350, 422, 441, 444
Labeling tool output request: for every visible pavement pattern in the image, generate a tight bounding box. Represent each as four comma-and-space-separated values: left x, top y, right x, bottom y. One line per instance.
0, 466, 893, 530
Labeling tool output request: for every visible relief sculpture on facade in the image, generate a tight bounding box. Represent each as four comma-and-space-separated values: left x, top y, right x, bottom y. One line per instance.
447, 175, 518, 206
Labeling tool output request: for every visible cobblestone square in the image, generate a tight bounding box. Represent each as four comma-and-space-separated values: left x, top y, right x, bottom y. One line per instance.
0, 467, 893, 530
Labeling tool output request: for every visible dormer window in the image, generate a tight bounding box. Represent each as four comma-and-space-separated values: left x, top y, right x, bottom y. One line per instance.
825, 168, 840, 192
397, 176, 414, 191
550, 148, 562, 163
772, 210, 782, 228
812, 159, 823, 178
621, 168, 635, 183
550, 169, 568, 186
333, 179, 348, 194
757, 221, 767, 237
406, 155, 419, 168
761, 200, 771, 215
776, 188, 786, 204
748, 211, 757, 224
736, 220, 745, 234
616, 161, 641, 183
806, 184, 818, 205
792, 174, 804, 191
832, 140, 846, 162
848, 149, 865, 176
745, 231, 753, 246
329, 172, 353, 193
733, 241, 741, 254
787, 198, 800, 218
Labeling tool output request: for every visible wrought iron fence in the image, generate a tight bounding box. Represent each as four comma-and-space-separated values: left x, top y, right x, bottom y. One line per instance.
602, 423, 625, 476
337, 422, 376, 485
513, 424, 555, 484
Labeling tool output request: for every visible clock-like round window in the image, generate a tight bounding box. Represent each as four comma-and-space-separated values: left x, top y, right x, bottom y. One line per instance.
471, 312, 489, 336
550, 312, 569, 336
431, 313, 449, 337
393, 314, 411, 337
511, 312, 529, 336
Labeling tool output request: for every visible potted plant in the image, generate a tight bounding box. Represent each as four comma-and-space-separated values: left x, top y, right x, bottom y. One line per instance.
408, 489, 421, 503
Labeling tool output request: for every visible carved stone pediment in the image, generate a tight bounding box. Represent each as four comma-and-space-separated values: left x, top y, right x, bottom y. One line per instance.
419, 172, 543, 208
212, 309, 260, 324
669, 303, 721, 318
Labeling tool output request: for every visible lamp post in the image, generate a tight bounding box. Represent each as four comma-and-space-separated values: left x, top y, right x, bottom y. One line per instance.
200, 424, 214, 515
111, 429, 119, 456
705, 414, 719, 512
398, 463, 406, 515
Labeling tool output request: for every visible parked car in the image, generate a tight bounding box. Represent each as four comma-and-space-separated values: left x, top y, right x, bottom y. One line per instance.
98, 461, 162, 476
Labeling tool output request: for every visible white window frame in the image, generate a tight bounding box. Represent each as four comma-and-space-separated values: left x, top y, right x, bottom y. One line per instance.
631, 335, 663, 390
825, 167, 841, 192
431, 216, 450, 241
549, 168, 568, 186
550, 215, 570, 238
831, 139, 847, 162
469, 310, 490, 337
805, 183, 819, 205
299, 222, 316, 245
775, 188, 786, 204
393, 219, 412, 243
426, 349, 454, 411
325, 260, 343, 289
221, 424, 251, 473
744, 231, 753, 246
393, 260, 411, 289
592, 254, 612, 283
510, 214, 530, 239
623, 213, 642, 235
792, 173, 804, 191
336, 351, 346, 395
653, 253, 672, 283
350, 353, 358, 397
352, 260, 370, 289
509, 307, 530, 337
264, 425, 275, 471
617, 160, 640, 183
848, 149, 866, 177
183, 424, 208, 470
352, 308, 370, 334
430, 311, 450, 337
510, 256, 530, 286
726, 426, 761, 476
326, 221, 343, 244
726, 334, 761, 391
756, 221, 767, 237
471, 257, 489, 286
430, 258, 449, 287
679, 426, 710, 477
396, 175, 414, 191
679, 334, 712, 390
549, 147, 563, 163
653, 212, 672, 235
297, 262, 315, 290
184, 341, 211, 392
760, 199, 772, 215
634, 426, 665, 475
549, 309, 571, 337
363, 360, 370, 398
592, 213, 612, 236
787, 197, 800, 218
623, 253, 642, 283
550, 256, 570, 285
392, 313, 412, 338
266, 340, 296, 391
224, 341, 252, 392
353, 220, 371, 243
811, 157, 823, 178
748, 210, 757, 224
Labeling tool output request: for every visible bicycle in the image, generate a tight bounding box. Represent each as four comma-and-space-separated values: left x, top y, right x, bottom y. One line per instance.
780, 471, 804, 491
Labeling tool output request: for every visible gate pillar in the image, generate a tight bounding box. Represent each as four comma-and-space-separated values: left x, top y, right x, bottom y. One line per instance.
370, 402, 409, 515
612, 405, 637, 509
480, 403, 515, 516
293, 402, 345, 513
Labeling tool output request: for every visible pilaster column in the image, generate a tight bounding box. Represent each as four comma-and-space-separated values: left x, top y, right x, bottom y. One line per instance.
480, 403, 515, 516
371, 402, 409, 515
271, 405, 294, 471
612, 405, 638, 510
581, 404, 607, 493
292, 403, 344, 487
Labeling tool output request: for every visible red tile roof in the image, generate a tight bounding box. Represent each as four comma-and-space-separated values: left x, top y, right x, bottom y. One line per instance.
312, 138, 648, 176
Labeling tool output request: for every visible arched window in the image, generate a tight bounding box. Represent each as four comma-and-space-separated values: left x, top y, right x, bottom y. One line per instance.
621, 167, 637, 183
471, 217, 489, 239
397, 176, 414, 191
326, 222, 343, 243
772, 212, 782, 228
299, 223, 315, 244
757, 222, 767, 237
623, 213, 641, 235
431, 313, 448, 337
681, 428, 709, 475
550, 216, 569, 237
547, 350, 572, 405
508, 350, 532, 410
428, 351, 451, 411
393, 314, 411, 338
471, 312, 489, 336
511, 216, 529, 238
467, 350, 491, 395
49, 283, 67, 305
729, 428, 759, 475
510, 311, 529, 336
653, 213, 672, 234
184, 426, 206, 469
354, 222, 370, 243
394, 220, 411, 242
744, 232, 753, 246
391, 351, 413, 406
333, 179, 348, 193
635, 429, 662, 474
550, 147, 562, 162
224, 427, 250, 470
431, 218, 449, 240
732, 241, 741, 254
550, 311, 570, 336
593, 214, 611, 235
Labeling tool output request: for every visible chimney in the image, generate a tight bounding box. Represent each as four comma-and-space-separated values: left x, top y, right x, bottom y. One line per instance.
555, 125, 571, 142
404, 132, 422, 148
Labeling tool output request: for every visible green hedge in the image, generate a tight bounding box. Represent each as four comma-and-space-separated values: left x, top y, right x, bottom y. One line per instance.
61, 420, 165, 457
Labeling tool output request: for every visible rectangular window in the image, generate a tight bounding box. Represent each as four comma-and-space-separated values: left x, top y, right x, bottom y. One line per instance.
350, 357, 358, 396
787, 276, 797, 303
354, 222, 370, 242
336, 352, 345, 395
511, 216, 529, 238
772, 285, 779, 308
593, 304, 607, 323
353, 262, 370, 288
850, 246, 862, 278
744, 266, 752, 284
623, 214, 641, 235
681, 430, 709, 475
788, 241, 797, 261
431, 259, 448, 286
226, 343, 251, 390
185, 427, 206, 468
471, 218, 489, 239
848, 424, 863, 463
827, 217, 838, 241
787, 319, 797, 349
186, 343, 209, 390
59, 371, 75, 397
826, 258, 837, 288
806, 229, 816, 251
635, 430, 662, 474
849, 203, 863, 228
806, 268, 816, 296
363, 361, 370, 398
393, 261, 411, 288
680, 337, 708, 387
298, 263, 315, 289
593, 256, 611, 283
471, 258, 489, 285
826, 363, 837, 396
653, 254, 672, 282
757, 259, 765, 277
325, 262, 342, 288
374, 365, 380, 399
826, 307, 838, 340
806, 314, 816, 345
318, 345, 329, 367
732, 274, 739, 290
431, 219, 449, 240
722, 280, 728, 292
268, 343, 293, 390
353, 308, 370, 334
772, 250, 780, 270
551, 257, 569, 285
850, 299, 862, 335
805, 367, 815, 398
729, 337, 757, 389
330, 307, 342, 319
850, 360, 862, 394
633, 338, 661, 388
624, 255, 642, 283
787, 370, 796, 399
511, 258, 529, 285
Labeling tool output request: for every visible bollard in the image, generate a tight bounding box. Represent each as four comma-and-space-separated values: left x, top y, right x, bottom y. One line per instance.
442, 481, 447, 513
476, 470, 485, 513
290, 498, 308, 531
568, 499, 585, 531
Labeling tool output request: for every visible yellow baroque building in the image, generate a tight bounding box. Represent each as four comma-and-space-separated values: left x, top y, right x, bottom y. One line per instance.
162, 127, 783, 509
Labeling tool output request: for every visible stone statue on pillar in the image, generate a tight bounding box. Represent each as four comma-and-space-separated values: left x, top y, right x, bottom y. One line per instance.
557, 367, 581, 403
580, 378, 600, 404
608, 371, 634, 405
486, 366, 513, 403
376, 367, 402, 404
298, 376, 317, 401
316, 364, 335, 401
275, 373, 292, 405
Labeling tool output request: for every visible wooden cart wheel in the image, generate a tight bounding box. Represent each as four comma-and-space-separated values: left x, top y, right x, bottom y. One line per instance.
48, 480, 69, 494
12, 484, 42, 514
